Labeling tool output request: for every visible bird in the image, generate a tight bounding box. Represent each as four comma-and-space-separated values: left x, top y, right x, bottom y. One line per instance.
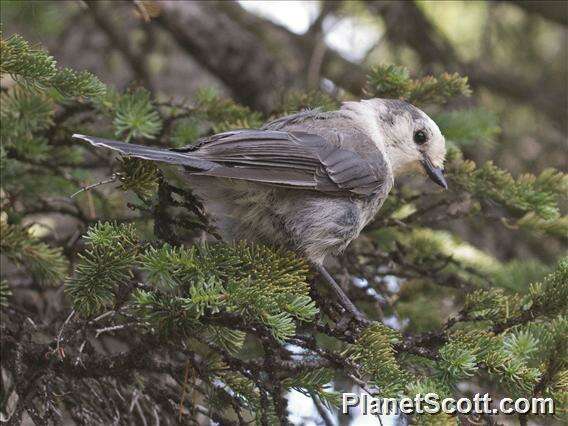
73, 98, 447, 323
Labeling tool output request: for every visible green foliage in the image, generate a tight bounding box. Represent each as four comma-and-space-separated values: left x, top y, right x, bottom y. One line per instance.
134, 289, 201, 333
283, 368, 341, 410
170, 117, 201, 147
365, 64, 412, 100
0, 215, 68, 285
346, 323, 407, 396
503, 330, 539, 362
195, 87, 263, 132
0, 33, 105, 98
0, 33, 57, 86
403, 328, 540, 399
66, 223, 140, 316
462, 288, 522, 322
50, 68, 106, 99
0, 87, 56, 174
66, 223, 316, 343
277, 90, 340, 115
490, 259, 550, 293
526, 316, 568, 421
216, 371, 280, 424
0, 87, 54, 147
139, 244, 195, 291
434, 107, 500, 147
436, 339, 478, 382
382, 260, 566, 406
0, 280, 11, 308
405, 377, 451, 402
0, 32, 110, 229
114, 88, 162, 141
449, 260, 568, 399
365, 64, 471, 105
462, 258, 568, 323
527, 257, 568, 317
116, 157, 160, 199
447, 148, 568, 237
205, 326, 246, 355
462, 259, 567, 326
132, 242, 317, 343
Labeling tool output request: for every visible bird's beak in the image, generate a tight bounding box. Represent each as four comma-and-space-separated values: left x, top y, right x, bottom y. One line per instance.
421, 155, 448, 189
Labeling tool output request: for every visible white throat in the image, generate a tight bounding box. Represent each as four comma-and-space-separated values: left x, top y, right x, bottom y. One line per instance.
386, 147, 419, 176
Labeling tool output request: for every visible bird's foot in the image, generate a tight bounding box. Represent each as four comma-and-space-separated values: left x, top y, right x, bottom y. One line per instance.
315, 264, 370, 327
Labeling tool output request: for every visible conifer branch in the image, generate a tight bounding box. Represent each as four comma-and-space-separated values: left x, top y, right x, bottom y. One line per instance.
2, 31, 565, 425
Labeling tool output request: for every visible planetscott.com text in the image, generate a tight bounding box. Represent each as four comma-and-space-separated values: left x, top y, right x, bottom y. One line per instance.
342, 393, 555, 416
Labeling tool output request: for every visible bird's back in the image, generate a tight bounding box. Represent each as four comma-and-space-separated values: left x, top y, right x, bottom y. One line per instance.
184, 109, 393, 263
262, 109, 384, 159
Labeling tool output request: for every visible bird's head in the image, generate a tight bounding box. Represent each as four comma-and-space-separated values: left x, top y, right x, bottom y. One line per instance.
345, 99, 448, 189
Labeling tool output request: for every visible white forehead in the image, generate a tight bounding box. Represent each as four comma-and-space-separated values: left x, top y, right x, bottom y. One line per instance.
341, 98, 444, 145
421, 112, 442, 136
376, 99, 439, 131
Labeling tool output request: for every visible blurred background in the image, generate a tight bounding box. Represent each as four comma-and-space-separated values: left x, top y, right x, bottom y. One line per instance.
1, 1, 567, 424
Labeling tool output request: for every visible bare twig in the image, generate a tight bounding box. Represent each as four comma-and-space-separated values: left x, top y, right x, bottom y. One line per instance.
55, 309, 76, 358
70, 174, 118, 198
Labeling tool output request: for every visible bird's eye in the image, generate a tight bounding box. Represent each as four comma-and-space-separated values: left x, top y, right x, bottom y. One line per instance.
413, 130, 428, 145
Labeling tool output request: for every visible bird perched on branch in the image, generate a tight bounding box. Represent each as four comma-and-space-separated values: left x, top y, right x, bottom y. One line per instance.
74, 98, 447, 323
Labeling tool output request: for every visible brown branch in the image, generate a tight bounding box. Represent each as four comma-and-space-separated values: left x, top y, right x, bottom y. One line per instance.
366, 1, 457, 68
84, 1, 154, 90
504, 0, 568, 27
152, 0, 366, 113
310, 391, 335, 426
153, 1, 296, 113
214, 1, 367, 96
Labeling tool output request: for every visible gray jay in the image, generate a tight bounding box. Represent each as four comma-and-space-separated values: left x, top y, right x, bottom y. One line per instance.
74, 98, 447, 322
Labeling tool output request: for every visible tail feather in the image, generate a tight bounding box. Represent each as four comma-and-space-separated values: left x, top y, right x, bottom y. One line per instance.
72, 134, 217, 170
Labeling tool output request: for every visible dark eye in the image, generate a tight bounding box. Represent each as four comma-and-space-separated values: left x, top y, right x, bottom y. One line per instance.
414, 130, 428, 145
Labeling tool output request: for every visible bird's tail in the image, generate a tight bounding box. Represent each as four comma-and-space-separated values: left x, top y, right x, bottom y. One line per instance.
72, 134, 217, 171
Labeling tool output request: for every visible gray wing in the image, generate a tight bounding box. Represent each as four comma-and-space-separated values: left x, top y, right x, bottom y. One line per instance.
185, 129, 389, 197
73, 134, 219, 170
74, 129, 390, 197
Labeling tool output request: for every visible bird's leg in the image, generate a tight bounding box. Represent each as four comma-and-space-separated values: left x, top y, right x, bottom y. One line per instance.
315, 264, 369, 326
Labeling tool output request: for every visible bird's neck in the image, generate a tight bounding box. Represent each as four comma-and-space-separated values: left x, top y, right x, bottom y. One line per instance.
340, 101, 386, 151
341, 101, 415, 177
385, 145, 420, 176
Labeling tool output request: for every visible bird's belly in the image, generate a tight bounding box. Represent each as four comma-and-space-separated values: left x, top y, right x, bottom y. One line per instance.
187, 176, 380, 264
273, 191, 387, 264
